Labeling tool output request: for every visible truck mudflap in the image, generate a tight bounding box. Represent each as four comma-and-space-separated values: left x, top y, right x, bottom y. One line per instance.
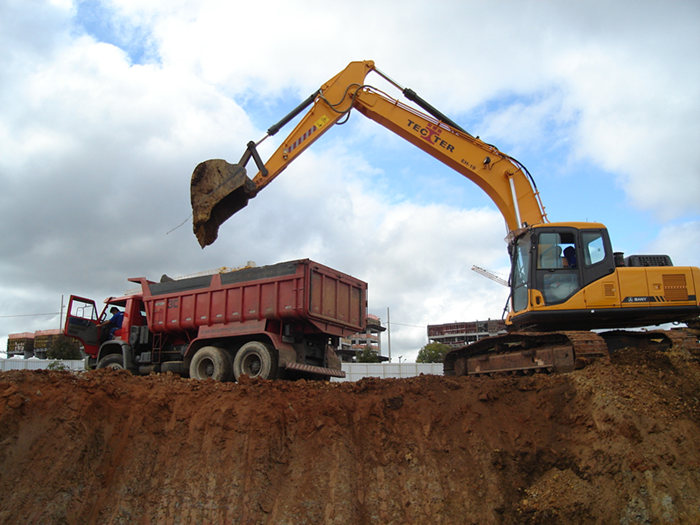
284, 361, 346, 378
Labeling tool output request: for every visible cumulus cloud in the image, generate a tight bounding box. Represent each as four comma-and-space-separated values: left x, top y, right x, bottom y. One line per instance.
646, 221, 700, 268
1, 0, 698, 360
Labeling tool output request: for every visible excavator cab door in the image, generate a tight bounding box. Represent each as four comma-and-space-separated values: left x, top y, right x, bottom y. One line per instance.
533, 229, 582, 305
64, 295, 100, 356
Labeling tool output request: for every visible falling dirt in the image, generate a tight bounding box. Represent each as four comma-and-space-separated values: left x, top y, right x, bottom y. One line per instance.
1, 343, 699, 524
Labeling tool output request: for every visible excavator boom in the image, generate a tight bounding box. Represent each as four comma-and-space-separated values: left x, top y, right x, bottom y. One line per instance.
191, 60, 547, 247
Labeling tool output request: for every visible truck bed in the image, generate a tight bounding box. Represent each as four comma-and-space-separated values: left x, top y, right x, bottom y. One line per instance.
132, 259, 367, 338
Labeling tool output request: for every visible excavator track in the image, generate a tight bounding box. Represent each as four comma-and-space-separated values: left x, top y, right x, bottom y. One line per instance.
443, 327, 700, 377
443, 330, 608, 376
599, 328, 700, 356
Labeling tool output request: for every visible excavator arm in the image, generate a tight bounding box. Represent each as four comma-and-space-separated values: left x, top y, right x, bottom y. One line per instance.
351, 87, 547, 232
191, 60, 547, 247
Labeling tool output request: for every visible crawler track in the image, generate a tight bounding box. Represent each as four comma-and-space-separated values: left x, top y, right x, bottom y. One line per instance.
600, 328, 699, 355
443, 328, 700, 376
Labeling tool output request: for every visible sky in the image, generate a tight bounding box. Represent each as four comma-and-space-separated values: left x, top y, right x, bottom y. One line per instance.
1, 0, 699, 362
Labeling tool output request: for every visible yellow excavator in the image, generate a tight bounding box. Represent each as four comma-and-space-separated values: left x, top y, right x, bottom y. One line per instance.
190, 60, 700, 376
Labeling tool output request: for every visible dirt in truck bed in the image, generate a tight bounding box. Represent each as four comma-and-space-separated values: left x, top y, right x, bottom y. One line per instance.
1, 345, 699, 524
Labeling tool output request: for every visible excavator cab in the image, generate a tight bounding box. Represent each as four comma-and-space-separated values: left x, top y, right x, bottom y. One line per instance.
533, 227, 611, 305
509, 223, 616, 330
508, 222, 700, 332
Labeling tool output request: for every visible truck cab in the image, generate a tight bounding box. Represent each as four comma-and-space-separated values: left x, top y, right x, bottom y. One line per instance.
64, 293, 150, 370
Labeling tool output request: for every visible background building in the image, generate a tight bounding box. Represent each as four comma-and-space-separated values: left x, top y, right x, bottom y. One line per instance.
7, 332, 35, 358
338, 314, 387, 362
7, 329, 82, 359
427, 319, 506, 347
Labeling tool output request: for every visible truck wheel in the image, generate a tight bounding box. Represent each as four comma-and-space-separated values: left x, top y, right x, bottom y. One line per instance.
189, 346, 233, 381
97, 354, 124, 370
233, 341, 278, 380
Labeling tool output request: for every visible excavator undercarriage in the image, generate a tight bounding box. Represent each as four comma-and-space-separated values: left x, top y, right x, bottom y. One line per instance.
443, 327, 700, 376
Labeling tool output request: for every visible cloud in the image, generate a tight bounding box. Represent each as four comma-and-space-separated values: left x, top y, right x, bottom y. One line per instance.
0, 2, 259, 347
555, 44, 700, 218
646, 221, 700, 268
1, 0, 698, 360
90, 0, 700, 220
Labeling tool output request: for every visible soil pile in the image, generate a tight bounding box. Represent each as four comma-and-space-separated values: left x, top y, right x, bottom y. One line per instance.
1, 344, 699, 524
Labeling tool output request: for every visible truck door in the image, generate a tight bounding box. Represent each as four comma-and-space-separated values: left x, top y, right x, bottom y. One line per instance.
64, 296, 100, 355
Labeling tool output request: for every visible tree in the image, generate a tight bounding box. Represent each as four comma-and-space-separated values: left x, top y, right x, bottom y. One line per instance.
47, 335, 83, 360
356, 345, 381, 363
416, 342, 451, 363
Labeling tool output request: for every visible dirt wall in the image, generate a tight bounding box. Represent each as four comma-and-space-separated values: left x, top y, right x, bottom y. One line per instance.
1, 346, 699, 524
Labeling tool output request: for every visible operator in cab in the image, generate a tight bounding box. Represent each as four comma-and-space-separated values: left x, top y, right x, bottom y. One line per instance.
99, 306, 124, 339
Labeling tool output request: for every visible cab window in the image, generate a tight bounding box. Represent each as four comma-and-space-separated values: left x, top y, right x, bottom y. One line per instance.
582, 231, 606, 266
537, 232, 577, 269
511, 237, 530, 312
536, 230, 580, 305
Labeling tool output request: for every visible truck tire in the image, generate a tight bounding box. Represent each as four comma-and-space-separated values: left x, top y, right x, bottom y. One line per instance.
233, 341, 278, 380
189, 346, 233, 381
97, 353, 125, 370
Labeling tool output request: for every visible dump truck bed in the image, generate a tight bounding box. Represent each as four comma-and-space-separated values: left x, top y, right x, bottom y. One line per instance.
132, 259, 367, 338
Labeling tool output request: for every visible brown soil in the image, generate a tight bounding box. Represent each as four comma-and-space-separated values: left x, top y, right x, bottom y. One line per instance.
1, 345, 699, 524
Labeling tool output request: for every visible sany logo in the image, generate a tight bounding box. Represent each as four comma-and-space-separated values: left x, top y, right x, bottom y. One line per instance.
406, 119, 455, 153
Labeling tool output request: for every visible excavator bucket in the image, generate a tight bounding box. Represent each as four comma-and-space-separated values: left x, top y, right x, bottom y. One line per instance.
190, 159, 257, 248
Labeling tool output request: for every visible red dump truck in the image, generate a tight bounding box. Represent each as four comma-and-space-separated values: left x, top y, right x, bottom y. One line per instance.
64, 259, 367, 380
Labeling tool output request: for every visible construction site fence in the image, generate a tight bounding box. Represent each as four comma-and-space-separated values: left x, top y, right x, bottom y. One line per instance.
0, 358, 85, 372
333, 362, 444, 382
0, 359, 444, 380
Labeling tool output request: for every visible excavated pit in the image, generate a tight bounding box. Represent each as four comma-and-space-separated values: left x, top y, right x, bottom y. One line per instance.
1, 345, 699, 524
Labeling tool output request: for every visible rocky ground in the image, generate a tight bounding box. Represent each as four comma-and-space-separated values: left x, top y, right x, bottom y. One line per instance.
1, 342, 699, 524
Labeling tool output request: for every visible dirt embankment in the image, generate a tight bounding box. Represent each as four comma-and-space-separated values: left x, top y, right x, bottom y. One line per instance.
1, 345, 699, 524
